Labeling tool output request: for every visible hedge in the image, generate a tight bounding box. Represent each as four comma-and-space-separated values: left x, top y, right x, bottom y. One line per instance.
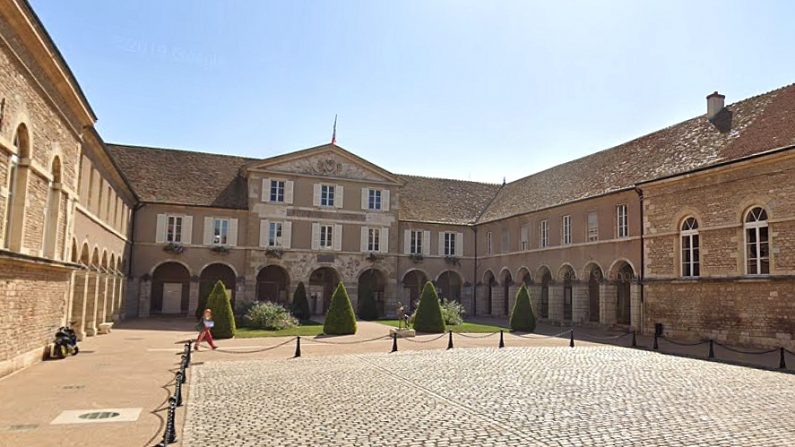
357, 283, 379, 321
206, 280, 236, 339
323, 282, 357, 335
509, 284, 536, 332
291, 281, 311, 321
413, 281, 446, 333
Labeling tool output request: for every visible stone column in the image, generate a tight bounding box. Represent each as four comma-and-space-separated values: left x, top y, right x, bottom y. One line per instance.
475, 285, 489, 316
138, 278, 151, 318
600, 283, 617, 325
461, 284, 474, 317
85, 270, 99, 336
188, 279, 200, 317
491, 285, 504, 317
549, 285, 564, 323
505, 285, 518, 317
71, 270, 89, 340
100, 273, 110, 324
527, 285, 541, 318
630, 283, 642, 331
383, 278, 398, 318
572, 283, 589, 324
345, 281, 359, 312
108, 275, 117, 320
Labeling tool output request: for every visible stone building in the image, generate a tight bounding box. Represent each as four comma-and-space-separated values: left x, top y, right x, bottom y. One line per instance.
2, 0, 795, 378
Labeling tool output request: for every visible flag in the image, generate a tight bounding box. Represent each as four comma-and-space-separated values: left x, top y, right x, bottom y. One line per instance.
331, 114, 337, 144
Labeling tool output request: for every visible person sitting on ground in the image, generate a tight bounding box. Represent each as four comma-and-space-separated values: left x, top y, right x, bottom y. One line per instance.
195, 308, 218, 351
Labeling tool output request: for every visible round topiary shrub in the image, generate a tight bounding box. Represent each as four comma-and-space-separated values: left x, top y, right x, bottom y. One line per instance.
413, 281, 446, 333
290, 281, 311, 321
206, 280, 236, 339
323, 282, 357, 335
245, 301, 298, 330
357, 283, 378, 321
509, 284, 536, 332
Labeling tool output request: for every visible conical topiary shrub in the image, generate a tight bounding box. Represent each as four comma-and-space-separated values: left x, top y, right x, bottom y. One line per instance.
323, 282, 357, 335
206, 280, 236, 339
413, 281, 446, 333
357, 283, 378, 321
509, 284, 536, 332
291, 281, 311, 321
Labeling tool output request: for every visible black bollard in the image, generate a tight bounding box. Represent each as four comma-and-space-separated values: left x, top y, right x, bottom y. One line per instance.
294, 336, 301, 358
391, 332, 398, 353
653, 333, 659, 350
780, 347, 787, 369
499, 330, 505, 349
167, 396, 178, 444
708, 340, 715, 359
175, 372, 183, 406
179, 357, 187, 384
631, 331, 637, 348
569, 329, 574, 348
447, 331, 453, 350
185, 342, 192, 367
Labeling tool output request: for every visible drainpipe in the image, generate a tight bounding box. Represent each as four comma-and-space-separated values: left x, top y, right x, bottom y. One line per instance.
472, 225, 478, 316
128, 202, 145, 317
634, 187, 645, 334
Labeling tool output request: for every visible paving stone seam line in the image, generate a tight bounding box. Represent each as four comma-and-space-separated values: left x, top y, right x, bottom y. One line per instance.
358, 352, 548, 446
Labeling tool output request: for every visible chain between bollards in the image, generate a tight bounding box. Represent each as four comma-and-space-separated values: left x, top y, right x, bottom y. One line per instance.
391, 332, 398, 352
294, 336, 301, 358
708, 339, 715, 359
175, 371, 183, 407
780, 347, 787, 369
447, 331, 453, 350
498, 330, 505, 348
156, 395, 178, 446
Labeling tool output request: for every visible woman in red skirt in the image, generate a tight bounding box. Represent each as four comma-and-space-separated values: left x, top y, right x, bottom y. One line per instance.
195, 308, 218, 350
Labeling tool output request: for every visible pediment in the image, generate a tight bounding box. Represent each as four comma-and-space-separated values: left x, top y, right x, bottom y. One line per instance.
247, 144, 401, 185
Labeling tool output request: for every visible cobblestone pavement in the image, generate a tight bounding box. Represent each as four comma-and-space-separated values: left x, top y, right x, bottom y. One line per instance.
183, 346, 795, 447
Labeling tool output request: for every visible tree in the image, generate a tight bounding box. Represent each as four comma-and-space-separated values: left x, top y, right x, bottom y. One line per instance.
357, 282, 379, 321
206, 280, 236, 339
323, 282, 357, 335
509, 285, 536, 332
291, 282, 311, 321
413, 281, 446, 333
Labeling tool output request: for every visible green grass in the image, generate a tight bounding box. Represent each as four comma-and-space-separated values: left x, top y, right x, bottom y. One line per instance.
235, 320, 324, 338
376, 319, 508, 333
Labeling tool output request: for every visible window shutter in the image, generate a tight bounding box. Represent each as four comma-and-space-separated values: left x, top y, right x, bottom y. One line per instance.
182, 216, 193, 244
259, 220, 269, 247
155, 214, 166, 243
203, 217, 214, 245
403, 229, 411, 254
382, 189, 390, 211
228, 219, 238, 246
361, 226, 369, 252
380, 227, 389, 253
335, 185, 344, 208
261, 178, 270, 202
361, 188, 369, 210
333, 224, 343, 251
282, 221, 292, 249
438, 233, 445, 256
284, 181, 294, 204
313, 184, 321, 206
311, 223, 320, 250
456, 232, 464, 256
422, 230, 431, 256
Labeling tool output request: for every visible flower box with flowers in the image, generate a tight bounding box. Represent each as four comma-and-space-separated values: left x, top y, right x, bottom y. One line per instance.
163, 242, 185, 255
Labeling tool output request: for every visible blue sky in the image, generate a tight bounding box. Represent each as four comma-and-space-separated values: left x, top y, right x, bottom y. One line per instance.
31, 1, 795, 183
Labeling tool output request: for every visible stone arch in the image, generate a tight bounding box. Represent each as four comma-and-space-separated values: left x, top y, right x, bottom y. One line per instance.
256, 265, 291, 306
70, 239, 79, 263
91, 247, 100, 269
610, 260, 635, 325
672, 207, 705, 232
199, 263, 238, 317
101, 250, 108, 270
516, 266, 532, 286
148, 259, 192, 276
151, 262, 190, 314
13, 122, 31, 158
109, 253, 116, 273
401, 269, 429, 313
358, 268, 387, 318
437, 270, 462, 303
308, 266, 341, 315
79, 242, 90, 265
537, 265, 552, 319
483, 270, 496, 315
583, 262, 603, 323
4, 123, 31, 251
608, 258, 637, 282
557, 263, 577, 282
558, 264, 575, 321
500, 268, 513, 315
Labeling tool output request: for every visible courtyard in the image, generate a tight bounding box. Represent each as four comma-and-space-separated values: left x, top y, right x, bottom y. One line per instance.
183, 346, 795, 447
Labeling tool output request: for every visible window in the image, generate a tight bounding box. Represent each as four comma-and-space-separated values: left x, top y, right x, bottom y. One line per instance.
213, 218, 229, 245
268, 222, 283, 247
270, 180, 285, 202
3, 154, 18, 248
106, 186, 112, 221
444, 232, 456, 256
320, 225, 333, 249
368, 189, 382, 210
617, 204, 628, 238
745, 207, 769, 275
540, 220, 548, 248
486, 232, 493, 255
681, 217, 700, 277
167, 215, 183, 243
87, 168, 94, 208
321, 185, 335, 207
520, 225, 529, 250
410, 230, 423, 255
587, 212, 598, 241
368, 228, 381, 252
562, 215, 572, 245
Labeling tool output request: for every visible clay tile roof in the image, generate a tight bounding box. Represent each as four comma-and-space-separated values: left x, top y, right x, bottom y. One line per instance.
478, 83, 795, 223
106, 144, 256, 209
397, 175, 501, 225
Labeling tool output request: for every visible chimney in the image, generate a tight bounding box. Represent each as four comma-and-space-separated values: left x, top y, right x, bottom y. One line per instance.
706, 91, 725, 120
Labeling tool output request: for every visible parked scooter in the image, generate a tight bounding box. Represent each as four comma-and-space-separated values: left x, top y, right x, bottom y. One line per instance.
52, 326, 79, 359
